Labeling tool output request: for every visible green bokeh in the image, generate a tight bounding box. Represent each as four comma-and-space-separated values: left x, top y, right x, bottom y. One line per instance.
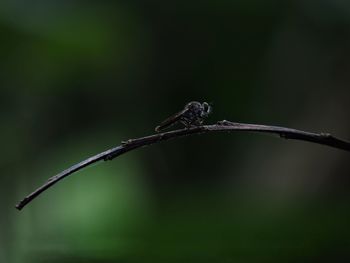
1, 0, 350, 262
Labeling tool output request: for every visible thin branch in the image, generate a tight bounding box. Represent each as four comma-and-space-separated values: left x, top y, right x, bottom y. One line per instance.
15, 120, 350, 210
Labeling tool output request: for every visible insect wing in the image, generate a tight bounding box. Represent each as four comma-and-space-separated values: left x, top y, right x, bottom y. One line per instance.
155, 108, 189, 132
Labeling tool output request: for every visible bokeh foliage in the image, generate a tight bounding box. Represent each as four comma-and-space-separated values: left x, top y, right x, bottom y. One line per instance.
1, 0, 350, 262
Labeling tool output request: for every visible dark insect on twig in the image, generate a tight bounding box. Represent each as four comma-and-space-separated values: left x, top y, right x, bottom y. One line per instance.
155, 101, 212, 132
15, 102, 350, 210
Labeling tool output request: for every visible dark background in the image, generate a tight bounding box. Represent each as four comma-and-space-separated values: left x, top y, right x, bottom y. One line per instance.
1, 0, 350, 262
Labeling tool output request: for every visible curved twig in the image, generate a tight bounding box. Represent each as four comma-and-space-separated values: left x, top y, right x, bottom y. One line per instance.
15, 120, 350, 210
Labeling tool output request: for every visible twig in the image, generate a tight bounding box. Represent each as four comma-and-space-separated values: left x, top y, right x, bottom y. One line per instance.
15, 120, 350, 210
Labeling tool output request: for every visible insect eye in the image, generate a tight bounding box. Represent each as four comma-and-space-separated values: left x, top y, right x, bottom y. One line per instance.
202, 102, 211, 113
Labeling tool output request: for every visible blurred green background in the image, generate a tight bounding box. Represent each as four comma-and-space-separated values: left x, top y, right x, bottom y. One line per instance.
2, 0, 350, 262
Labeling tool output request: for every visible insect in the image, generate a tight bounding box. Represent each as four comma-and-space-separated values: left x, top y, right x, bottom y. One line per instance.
155, 101, 212, 132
